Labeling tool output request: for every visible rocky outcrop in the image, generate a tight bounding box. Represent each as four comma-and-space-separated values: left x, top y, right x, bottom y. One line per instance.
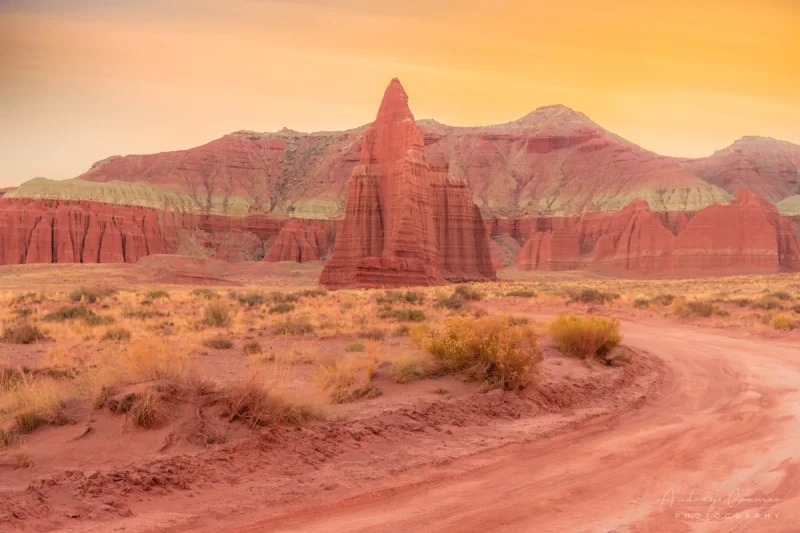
264, 219, 333, 263
0, 198, 337, 266
516, 190, 800, 274
321, 79, 494, 289
681, 137, 800, 204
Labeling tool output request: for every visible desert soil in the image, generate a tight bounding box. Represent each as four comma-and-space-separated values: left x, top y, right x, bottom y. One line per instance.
2, 262, 799, 533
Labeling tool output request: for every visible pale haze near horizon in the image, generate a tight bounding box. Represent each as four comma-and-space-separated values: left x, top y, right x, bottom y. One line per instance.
1, 0, 799, 187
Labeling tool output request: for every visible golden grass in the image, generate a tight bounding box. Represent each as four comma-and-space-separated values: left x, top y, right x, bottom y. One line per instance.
423, 315, 541, 391
548, 315, 622, 359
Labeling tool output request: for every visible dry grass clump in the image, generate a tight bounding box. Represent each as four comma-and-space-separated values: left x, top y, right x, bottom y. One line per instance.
423, 315, 541, 391
1, 375, 72, 435
117, 338, 191, 383
235, 291, 266, 307
357, 328, 386, 341
377, 290, 425, 305
770, 291, 792, 301
1, 321, 44, 344
770, 314, 795, 331
146, 290, 170, 300
672, 299, 728, 318
243, 340, 262, 355
567, 289, 619, 305
69, 286, 115, 303
43, 306, 115, 326
548, 315, 622, 359
269, 303, 295, 314
754, 296, 783, 310
388, 356, 437, 384
100, 326, 132, 342
633, 298, 650, 309
378, 308, 426, 322
329, 383, 383, 404
128, 386, 169, 429
203, 337, 234, 350
505, 289, 536, 298
202, 302, 232, 328
651, 294, 676, 306
345, 341, 365, 352
216, 377, 321, 427
272, 316, 314, 336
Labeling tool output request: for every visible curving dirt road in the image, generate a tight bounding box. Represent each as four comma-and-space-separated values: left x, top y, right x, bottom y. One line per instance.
216, 318, 800, 533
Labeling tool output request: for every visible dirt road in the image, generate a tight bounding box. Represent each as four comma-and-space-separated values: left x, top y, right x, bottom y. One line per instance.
217, 319, 800, 533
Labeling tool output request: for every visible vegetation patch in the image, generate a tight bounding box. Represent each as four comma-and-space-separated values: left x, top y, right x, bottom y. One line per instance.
423, 315, 541, 391
345, 342, 366, 352
202, 302, 232, 327
243, 341, 262, 355
770, 314, 795, 331
203, 337, 234, 350
672, 299, 728, 318
378, 307, 426, 322
101, 327, 132, 343
567, 289, 619, 305
505, 289, 536, 298
269, 303, 295, 314
548, 315, 622, 359
377, 290, 425, 305
272, 316, 314, 336
69, 286, 115, 303
1, 321, 44, 344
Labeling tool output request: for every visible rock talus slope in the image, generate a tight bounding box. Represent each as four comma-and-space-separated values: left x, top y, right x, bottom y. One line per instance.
320, 79, 494, 288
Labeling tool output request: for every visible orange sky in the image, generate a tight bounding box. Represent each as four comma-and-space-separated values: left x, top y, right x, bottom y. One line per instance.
1, 0, 799, 187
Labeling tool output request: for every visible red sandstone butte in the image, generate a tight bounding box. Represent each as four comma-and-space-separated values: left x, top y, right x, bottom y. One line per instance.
320, 79, 495, 289
516, 190, 800, 275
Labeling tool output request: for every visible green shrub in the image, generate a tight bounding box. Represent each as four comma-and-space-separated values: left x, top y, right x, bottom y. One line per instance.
345, 342, 366, 352
69, 287, 115, 303
269, 303, 295, 314
43, 306, 114, 326
204, 337, 234, 349
1, 322, 44, 344
423, 315, 541, 391
548, 315, 622, 358
101, 327, 132, 342
378, 308, 426, 322
203, 302, 232, 327
506, 290, 536, 298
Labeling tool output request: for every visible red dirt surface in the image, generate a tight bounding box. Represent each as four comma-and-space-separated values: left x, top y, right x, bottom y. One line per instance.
205, 318, 800, 533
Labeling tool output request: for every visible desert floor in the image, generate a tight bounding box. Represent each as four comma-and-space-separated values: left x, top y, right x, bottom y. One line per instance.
1, 257, 799, 532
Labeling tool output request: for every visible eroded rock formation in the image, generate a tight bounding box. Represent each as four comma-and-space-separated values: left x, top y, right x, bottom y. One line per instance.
321, 79, 494, 288
516, 190, 800, 274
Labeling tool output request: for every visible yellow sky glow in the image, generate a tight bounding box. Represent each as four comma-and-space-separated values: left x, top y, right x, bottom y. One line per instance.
1, 0, 799, 186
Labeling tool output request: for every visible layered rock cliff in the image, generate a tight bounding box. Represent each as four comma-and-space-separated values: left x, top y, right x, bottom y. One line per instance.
320, 79, 494, 289
516, 190, 800, 275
